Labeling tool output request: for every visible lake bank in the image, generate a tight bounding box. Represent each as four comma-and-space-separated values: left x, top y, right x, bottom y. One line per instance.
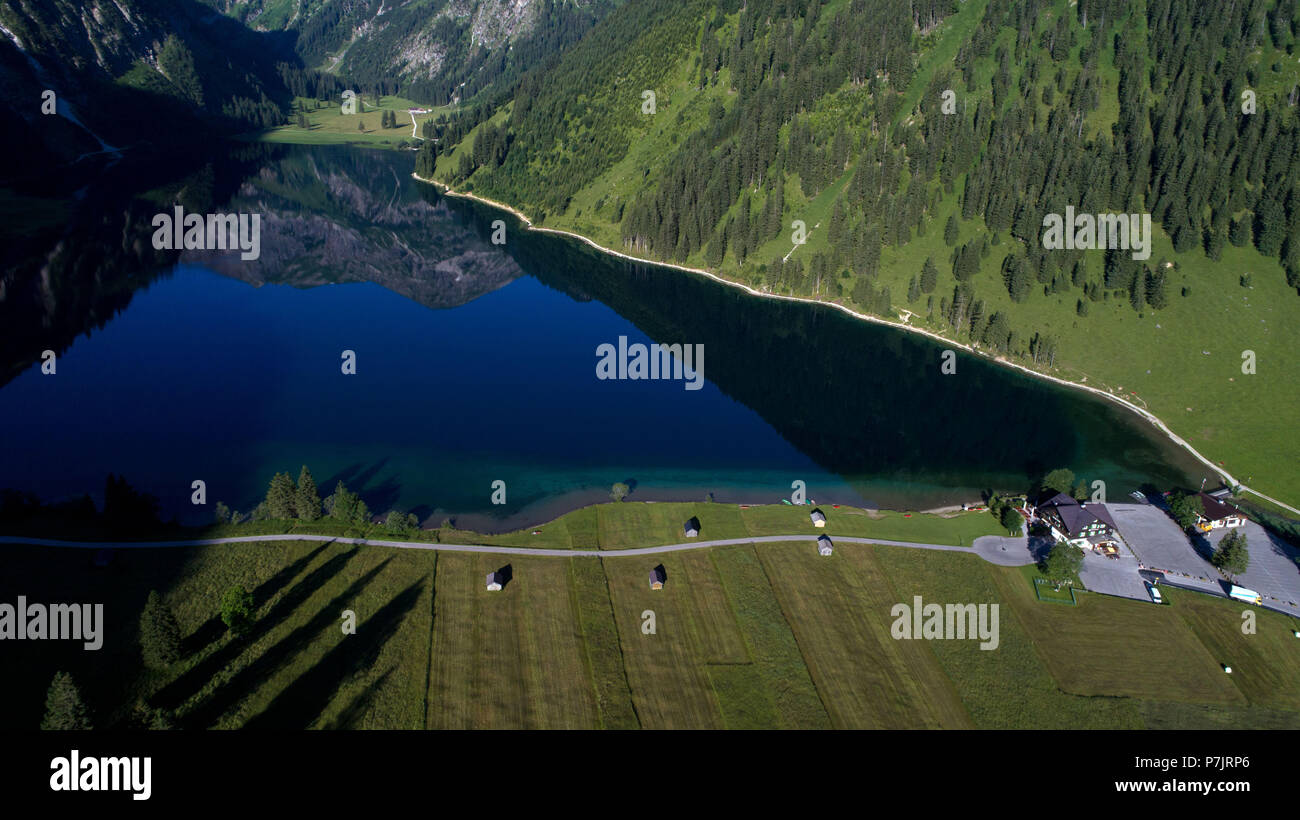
411, 172, 1298, 517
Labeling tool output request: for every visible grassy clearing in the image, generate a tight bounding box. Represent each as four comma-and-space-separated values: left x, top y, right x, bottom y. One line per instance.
569, 558, 639, 729
426, 553, 597, 729
597, 501, 748, 547
427, 500, 1001, 550
704, 664, 782, 729
256, 95, 444, 149
603, 554, 724, 728
758, 542, 971, 728
710, 545, 831, 729
740, 504, 1003, 545
1172, 591, 1300, 712
4, 528, 1300, 728
874, 546, 1146, 728
1016, 565, 1081, 603
998, 573, 1242, 704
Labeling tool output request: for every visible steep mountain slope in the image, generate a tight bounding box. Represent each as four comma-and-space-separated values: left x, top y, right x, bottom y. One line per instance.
421, 0, 1300, 504
0, 0, 294, 177
203, 0, 617, 105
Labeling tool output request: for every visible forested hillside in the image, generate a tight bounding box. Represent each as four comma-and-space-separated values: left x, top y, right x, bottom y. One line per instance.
420, 0, 1300, 503
0, 0, 294, 177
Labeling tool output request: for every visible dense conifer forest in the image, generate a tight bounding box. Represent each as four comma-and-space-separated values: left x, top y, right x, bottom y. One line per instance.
423, 0, 1300, 346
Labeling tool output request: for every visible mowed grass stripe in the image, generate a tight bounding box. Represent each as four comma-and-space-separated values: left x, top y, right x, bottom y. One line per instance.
516, 558, 599, 728
673, 549, 781, 728
428, 554, 599, 728
704, 664, 782, 729
676, 550, 751, 664
1172, 592, 1300, 711
994, 571, 1243, 705
569, 558, 639, 728
427, 552, 524, 728
873, 546, 1144, 728
711, 545, 831, 729
566, 506, 600, 549
596, 502, 750, 549
758, 542, 972, 729
605, 555, 724, 728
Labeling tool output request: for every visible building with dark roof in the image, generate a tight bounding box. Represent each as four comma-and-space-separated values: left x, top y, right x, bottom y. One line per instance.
1195, 492, 1246, 531
649, 565, 667, 590
684, 517, 700, 538
1037, 494, 1120, 549
817, 534, 833, 556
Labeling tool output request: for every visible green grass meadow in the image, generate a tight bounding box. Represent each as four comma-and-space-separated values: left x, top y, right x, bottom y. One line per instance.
6, 530, 1300, 729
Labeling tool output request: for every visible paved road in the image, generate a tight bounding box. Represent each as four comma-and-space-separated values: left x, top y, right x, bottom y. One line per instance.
0, 533, 1034, 565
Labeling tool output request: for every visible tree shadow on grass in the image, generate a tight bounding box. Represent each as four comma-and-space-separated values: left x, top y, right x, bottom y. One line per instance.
153, 547, 359, 710
180, 542, 330, 658
322, 667, 395, 730
181, 558, 392, 728
244, 578, 426, 729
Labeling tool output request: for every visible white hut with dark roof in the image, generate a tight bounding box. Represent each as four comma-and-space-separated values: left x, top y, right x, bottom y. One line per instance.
817, 535, 833, 556
649, 565, 667, 590
486, 571, 504, 591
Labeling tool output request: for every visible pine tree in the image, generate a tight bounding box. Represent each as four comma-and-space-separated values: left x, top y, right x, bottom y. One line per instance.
1229, 216, 1250, 247
1146, 269, 1168, 310
1129, 274, 1145, 311
415, 140, 438, 178
943, 215, 959, 246
41, 671, 91, 730
296, 466, 322, 521
265, 472, 297, 520
139, 590, 182, 669
919, 257, 938, 293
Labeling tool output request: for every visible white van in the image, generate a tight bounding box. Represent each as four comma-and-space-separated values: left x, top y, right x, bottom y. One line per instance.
1146, 582, 1163, 604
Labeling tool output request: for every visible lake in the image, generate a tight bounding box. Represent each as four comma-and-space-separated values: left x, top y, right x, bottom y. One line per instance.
0, 144, 1205, 530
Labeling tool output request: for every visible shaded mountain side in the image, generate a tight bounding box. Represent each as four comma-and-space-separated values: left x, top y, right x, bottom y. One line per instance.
0, 0, 297, 177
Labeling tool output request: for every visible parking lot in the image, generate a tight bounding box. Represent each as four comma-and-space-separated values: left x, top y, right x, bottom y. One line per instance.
1204, 521, 1300, 611
1076, 545, 1150, 602
1106, 503, 1218, 583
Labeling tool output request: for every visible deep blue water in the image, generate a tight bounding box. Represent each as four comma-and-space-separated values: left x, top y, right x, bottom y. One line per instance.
0, 145, 1203, 529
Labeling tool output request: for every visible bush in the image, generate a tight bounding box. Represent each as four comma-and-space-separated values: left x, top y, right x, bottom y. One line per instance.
220, 586, 254, 635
